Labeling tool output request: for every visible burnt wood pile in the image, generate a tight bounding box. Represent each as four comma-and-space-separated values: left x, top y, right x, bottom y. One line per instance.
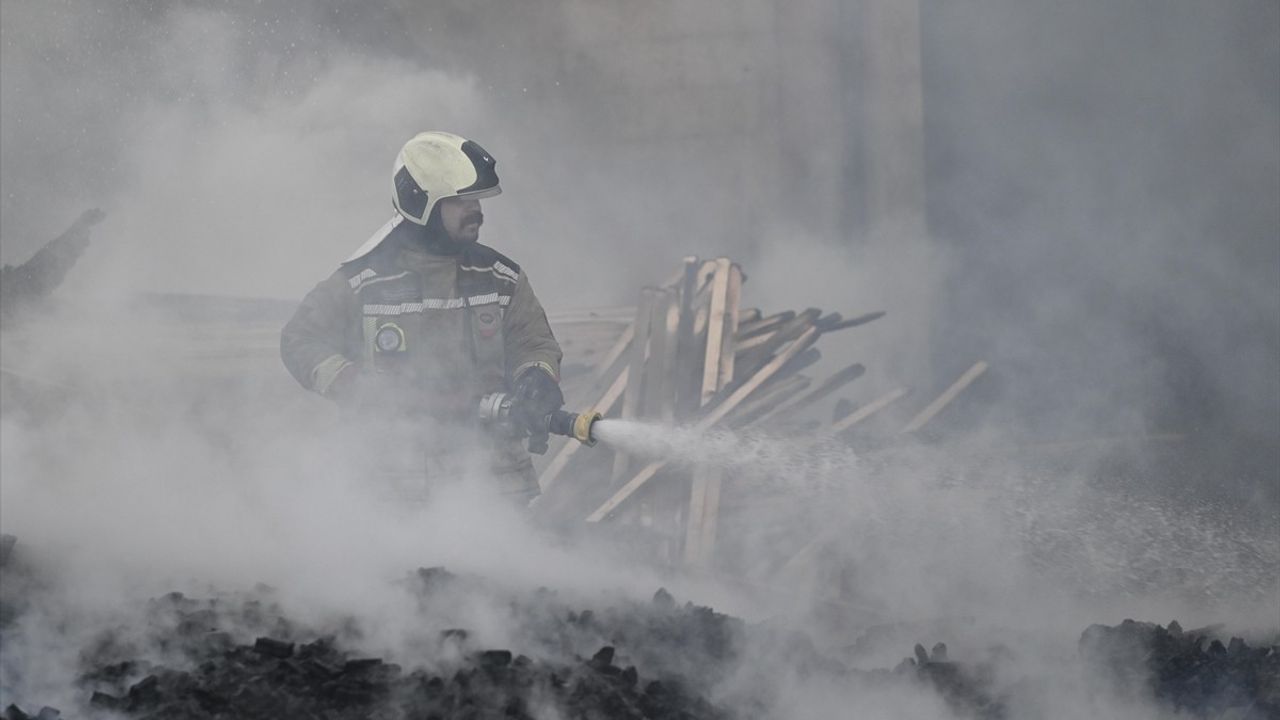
4, 563, 1276, 719
537, 257, 988, 569
1079, 619, 1280, 717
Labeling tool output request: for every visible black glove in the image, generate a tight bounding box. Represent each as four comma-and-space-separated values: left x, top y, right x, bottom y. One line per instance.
324, 362, 363, 406
511, 365, 564, 435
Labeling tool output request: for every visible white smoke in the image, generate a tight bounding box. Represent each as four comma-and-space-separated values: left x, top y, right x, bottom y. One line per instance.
1, 1, 1276, 718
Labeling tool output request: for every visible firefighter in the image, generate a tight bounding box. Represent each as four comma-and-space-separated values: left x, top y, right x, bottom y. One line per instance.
280, 131, 563, 501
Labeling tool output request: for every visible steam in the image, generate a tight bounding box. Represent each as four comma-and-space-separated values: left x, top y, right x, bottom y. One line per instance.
1, 1, 1277, 718
590, 418, 860, 491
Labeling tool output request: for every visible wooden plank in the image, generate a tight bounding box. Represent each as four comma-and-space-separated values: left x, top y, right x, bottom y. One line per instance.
829, 386, 909, 435
536, 366, 629, 494
650, 291, 684, 564
737, 308, 761, 324
699, 259, 733, 407
685, 470, 711, 564
813, 312, 843, 332
733, 309, 821, 387
695, 258, 719, 289
661, 293, 681, 423
621, 289, 658, 420
643, 289, 679, 425
612, 290, 658, 484
719, 265, 743, 392
777, 536, 824, 578
587, 460, 664, 523
899, 361, 988, 434
734, 327, 780, 353
727, 374, 812, 428
771, 363, 866, 422
734, 374, 821, 433
687, 260, 732, 566
672, 258, 702, 418
691, 471, 721, 567
589, 323, 634, 384
820, 311, 886, 333
699, 325, 820, 426
578, 263, 692, 387
775, 346, 822, 378
588, 326, 820, 522
686, 260, 740, 568
737, 311, 795, 338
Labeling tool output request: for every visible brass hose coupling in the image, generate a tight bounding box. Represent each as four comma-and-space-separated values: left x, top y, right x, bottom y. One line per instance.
479, 393, 601, 447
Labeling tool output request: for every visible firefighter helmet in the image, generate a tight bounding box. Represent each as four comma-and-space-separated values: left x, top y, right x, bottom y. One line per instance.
391, 131, 501, 225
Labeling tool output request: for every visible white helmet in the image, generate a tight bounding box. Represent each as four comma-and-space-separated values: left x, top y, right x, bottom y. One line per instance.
391, 131, 501, 225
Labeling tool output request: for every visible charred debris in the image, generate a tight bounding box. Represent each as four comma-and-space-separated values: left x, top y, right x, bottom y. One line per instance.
3, 557, 1276, 719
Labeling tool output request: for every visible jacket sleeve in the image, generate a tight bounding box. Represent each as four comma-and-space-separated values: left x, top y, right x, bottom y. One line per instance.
280, 270, 361, 395
504, 270, 563, 381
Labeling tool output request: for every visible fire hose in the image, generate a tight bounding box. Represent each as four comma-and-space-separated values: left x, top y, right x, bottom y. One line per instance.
478, 392, 601, 454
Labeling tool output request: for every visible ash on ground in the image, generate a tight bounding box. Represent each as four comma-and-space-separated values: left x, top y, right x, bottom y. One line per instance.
1, 542, 1276, 720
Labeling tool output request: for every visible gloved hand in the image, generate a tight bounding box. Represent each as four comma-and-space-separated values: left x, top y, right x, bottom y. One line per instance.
324, 362, 363, 405
510, 364, 563, 435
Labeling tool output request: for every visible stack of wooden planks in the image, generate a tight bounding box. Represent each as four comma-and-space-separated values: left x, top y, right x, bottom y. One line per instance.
535, 256, 988, 568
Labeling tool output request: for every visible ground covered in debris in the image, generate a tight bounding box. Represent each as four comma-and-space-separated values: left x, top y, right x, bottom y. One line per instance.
1, 549, 1277, 719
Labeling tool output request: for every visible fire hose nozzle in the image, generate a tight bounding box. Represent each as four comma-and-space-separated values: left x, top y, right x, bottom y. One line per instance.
478, 393, 601, 447
548, 408, 601, 447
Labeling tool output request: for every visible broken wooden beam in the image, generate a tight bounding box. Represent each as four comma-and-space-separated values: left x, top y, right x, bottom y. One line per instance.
771, 362, 866, 422
733, 327, 780, 354
727, 374, 812, 428
899, 361, 988, 434
736, 311, 795, 340
686, 259, 741, 568
733, 308, 822, 384
829, 387, 910, 436
818, 311, 886, 334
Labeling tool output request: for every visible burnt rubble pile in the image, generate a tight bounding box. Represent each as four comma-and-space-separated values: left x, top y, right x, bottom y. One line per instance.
1, 566, 999, 720
72, 635, 723, 720
1080, 619, 1280, 718
6, 575, 731, 720
2, 562, 1277, 719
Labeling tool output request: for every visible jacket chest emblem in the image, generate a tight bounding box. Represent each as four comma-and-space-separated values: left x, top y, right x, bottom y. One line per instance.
475, 309, 500, 338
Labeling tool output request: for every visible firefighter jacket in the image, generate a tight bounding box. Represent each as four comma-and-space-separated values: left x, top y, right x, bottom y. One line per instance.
280, 216, 562, 496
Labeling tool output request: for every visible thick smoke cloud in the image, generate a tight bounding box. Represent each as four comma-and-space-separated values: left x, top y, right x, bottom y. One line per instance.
2, 1, 484, 300
0, 0, 756, 306
1, 1, 1277, 717
921, 0, 1280, 487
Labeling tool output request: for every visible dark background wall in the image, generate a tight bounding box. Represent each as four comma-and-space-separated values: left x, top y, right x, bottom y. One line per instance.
918, 0, 1279, 496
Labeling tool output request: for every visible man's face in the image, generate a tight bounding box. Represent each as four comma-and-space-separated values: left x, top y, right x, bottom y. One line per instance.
437, 196, 484, 245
